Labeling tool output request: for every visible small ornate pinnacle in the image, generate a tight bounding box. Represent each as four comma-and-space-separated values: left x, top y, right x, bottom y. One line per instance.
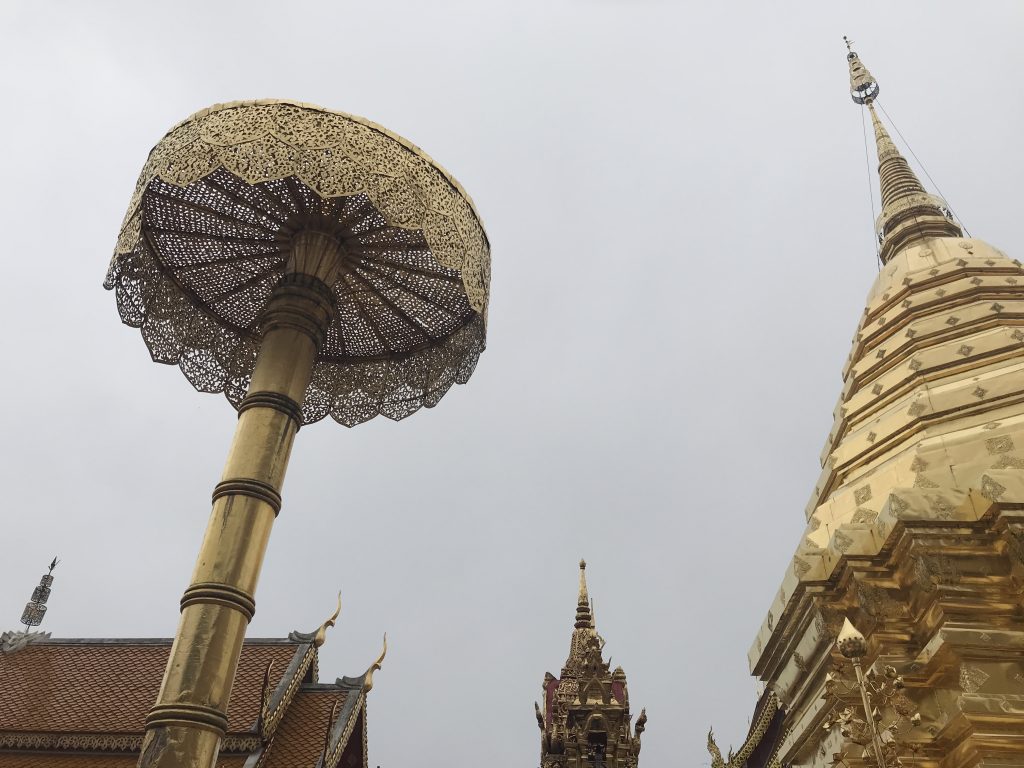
21, 557, 59, 631
843, 35, 854, 52
573, 559, 595, 632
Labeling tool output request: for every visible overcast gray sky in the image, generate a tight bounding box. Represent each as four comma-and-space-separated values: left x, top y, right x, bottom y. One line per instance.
1, 1, 1021, 765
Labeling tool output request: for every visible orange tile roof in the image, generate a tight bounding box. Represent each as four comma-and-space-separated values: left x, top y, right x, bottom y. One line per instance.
0, 637, 366, 768
262, 689, 347, 766
0, 756, 246, 767
0, 640, 298, 735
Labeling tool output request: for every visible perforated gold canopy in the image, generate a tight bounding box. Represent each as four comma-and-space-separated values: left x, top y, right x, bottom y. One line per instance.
105, 100, 490, 426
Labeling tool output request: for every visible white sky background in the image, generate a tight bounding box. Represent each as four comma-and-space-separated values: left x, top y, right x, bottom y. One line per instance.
1, 1, 1022, 765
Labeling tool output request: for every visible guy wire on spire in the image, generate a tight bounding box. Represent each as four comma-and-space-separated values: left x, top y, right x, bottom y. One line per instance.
874, 100, 971, 238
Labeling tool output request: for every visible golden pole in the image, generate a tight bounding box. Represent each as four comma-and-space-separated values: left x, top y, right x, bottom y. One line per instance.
139, 233, 341, 768
852, 658, 888, 768
837, 618, 888, 768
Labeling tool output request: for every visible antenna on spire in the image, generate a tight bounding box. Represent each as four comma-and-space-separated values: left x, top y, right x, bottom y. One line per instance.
21, 557, 59, 631
843, 35, 854, 52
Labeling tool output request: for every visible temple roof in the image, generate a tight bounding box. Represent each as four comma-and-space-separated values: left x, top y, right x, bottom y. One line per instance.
0, 639, 295, 735
0, 635, 370, 768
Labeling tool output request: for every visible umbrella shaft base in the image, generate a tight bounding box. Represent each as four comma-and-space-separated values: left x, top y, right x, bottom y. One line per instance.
139, 274, 334, 768
139, 721, 223, 768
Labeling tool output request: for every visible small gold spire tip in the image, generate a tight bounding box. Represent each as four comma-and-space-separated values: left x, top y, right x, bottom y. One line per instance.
574, 558, 594, 630
313, 591, 342, 648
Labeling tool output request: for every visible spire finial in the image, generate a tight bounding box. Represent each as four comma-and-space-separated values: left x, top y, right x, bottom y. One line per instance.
845, 39, 880, 104
21, 557, 59, 631
575, 559, 593, 629
845, 43, 962, 261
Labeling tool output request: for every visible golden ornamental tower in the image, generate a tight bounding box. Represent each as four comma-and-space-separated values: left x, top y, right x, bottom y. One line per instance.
536, 561, 646, 768
712, 45, 1024, 767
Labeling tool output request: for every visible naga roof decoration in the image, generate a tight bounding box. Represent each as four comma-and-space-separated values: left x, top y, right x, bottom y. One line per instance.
707, 690, 785, 768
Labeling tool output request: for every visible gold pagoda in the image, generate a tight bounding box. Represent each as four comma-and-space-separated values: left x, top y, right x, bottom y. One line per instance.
710, 45, 1024, 767
536, 561, 647, 768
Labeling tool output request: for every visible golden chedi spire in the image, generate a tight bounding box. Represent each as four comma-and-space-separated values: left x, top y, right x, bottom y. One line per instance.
845, 40, 962, 262
740, 41, 1024, 768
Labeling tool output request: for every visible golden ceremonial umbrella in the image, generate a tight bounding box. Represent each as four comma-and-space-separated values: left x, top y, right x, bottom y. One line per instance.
104, 100, 490, 767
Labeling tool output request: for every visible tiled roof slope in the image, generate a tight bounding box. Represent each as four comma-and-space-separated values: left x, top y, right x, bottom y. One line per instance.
0, 640, 296, 734
0, 637, 368, 768
262, 690, 343, 766
0, 756, 246, 767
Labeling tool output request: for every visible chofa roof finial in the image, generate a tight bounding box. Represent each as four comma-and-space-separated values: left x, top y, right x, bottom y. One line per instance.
362, 634, 388, 693
313, 592, 342, 648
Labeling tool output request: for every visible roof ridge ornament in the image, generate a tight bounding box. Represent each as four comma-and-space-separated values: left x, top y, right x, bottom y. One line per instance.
257, 660, 275, 739
20, 557, 59, 631
2, 557, 59, 655
362, 634, 387, 693
321, 700, 341, 766
313, 592, 342, 648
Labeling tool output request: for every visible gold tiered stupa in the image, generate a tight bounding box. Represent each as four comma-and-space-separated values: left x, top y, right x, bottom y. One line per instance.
710, 45, 1024, 767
